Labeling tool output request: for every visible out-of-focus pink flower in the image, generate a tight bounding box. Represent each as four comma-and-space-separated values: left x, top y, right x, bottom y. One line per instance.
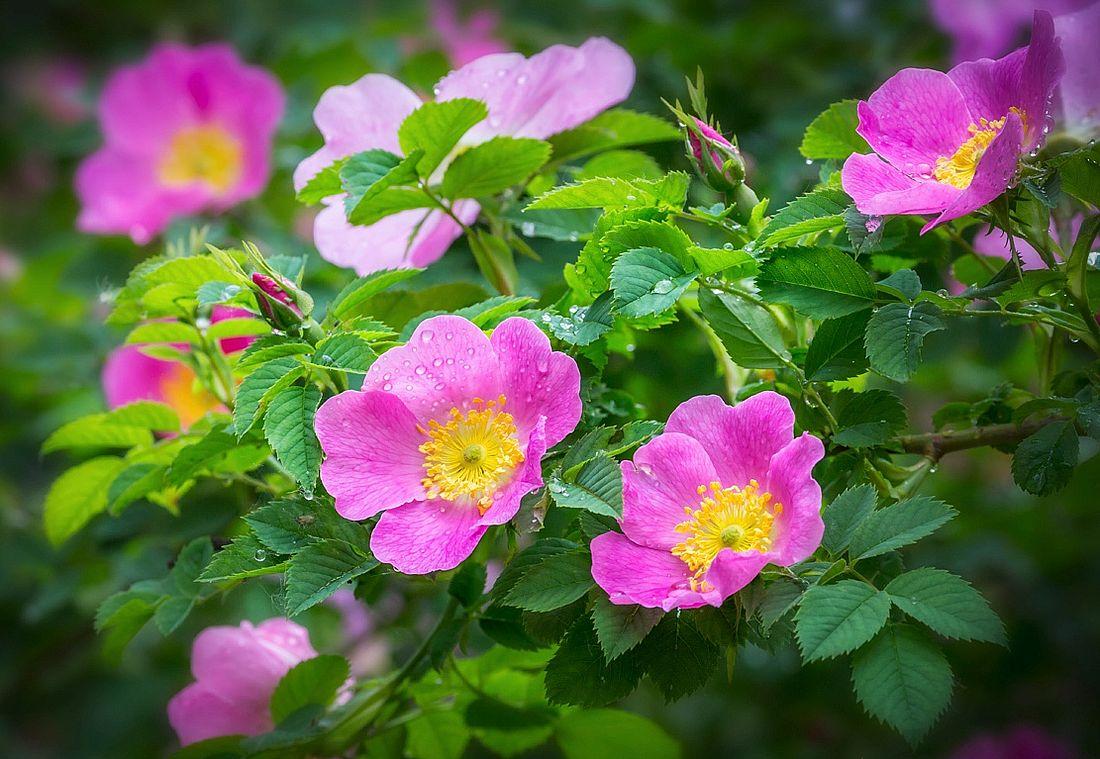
294, 37, 634, 275
76, 43, 284, 245
431, 0, 508, 67
1053, 2, 1100, 138
972, 215, 1081, 268
842, 12, 1064, 233
326, 588, 373, 641
9, 58, 90, 124
590, 392, 825, 611
951, 723, 1077, 759
314, 315, 582, 574
167, 619, 320, 746
102, 306, 255, 429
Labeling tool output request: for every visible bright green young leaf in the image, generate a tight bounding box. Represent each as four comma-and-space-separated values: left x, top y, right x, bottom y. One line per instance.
556, 709, 680, 759
800, 99, 870, 160
795, 580, 891, 662
233, 356, 305, 437
440, 136, 551, 199
296, 157, 347, 205
822, 484, 877, 554
886, 568, 1005, 644
609, 246, 697, 318
756, 246, 876, 319
312, 333, 377, 373
759, 188, 849, 246
328, 268, 423, 322
578, 149, 662, 181
398, 97, 488, 178
549, 108, 681, 163
340, 149, 424, 225
284, 539, 378, 616
270, 654, 350, 724
262, 384, 322, 494
126, 321, 201, 345
44, 456, 126, 545
198, 533, 289, 583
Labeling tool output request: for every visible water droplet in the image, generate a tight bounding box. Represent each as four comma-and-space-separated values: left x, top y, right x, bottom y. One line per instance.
805, 158, 813, 165
520, 221, 536, 237
321, 354, 333, 364
383, 382, 393, 391
415, 365, 426, 375
254, 549, 267, 562
723, 242, 734, 250
195, 317, 211, 329
432, 86, 441, 96
516, 74, 528, 85
653, 278, 674, 294
445, 332, 454, 340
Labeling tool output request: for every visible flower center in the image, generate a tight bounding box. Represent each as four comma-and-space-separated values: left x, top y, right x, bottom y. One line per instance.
158, 124, 243, 194
671, 480, 781, 592
159, 363, 222, 429
933, 108, 1022, 190
418, 395, 524, 513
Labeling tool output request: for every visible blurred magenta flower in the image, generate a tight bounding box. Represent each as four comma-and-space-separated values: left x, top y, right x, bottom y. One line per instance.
972, 215, 1080, 268
102, 306, 254, 429
590, 392, 824, 611
76, 43, 284, 244
929, 0, 1085, 63
431, 0, 508, 66
326, 588, 373, 641
167, 619, 320, 746
842, 12, 1064, 233
314, 315, 581, 574
951, 723, 1077, 759
294, 37, 634, 274
1053, 2, 1100, 138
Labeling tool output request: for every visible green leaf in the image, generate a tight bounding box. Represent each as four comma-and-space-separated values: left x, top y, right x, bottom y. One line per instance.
556, 709, 680, 759
406, 708, 470, 759
526, 177, 657, 211
398, 97, 488, 178
591, 596, 661, 662
886, 568, 1005, 644
284, 539, 378, 616
795, 580, 891, 662
848, 496, 957, 561
449, 562, 488, 607
545, 617, 643, 707
43, 416, 152, 453
831, 389, 907, 448
270, 654, 350, 724
166, 429, 238, 486
609, 247, 696, 317
206, 317, 270, 342
145, 256, 239, 292
877, 269, 922, 301
757, 578, 804, 632
851, 624, 953, 745
312, 333, 377, 373
759, 189, 849, 246
800, 99, 870, 160
865, 302, 946, 382
549, 108, 681, 163
153, 596, 196, 636
107, 463, 166, 514
689, 245, 759, 278
328, 268, 423, 322
638, 614, 719, 701
234, 356, 306, 436
1049, 142, 1100, 207
44, 456, 126, 545
99, 597, 156, 663
237, 337, 314, 373
126, 322, 201, 345
198, 533, 288, 582
245, 498, 369, 554
1011, 420, 1079, 495
263, 385, 322, 495
441, 136, 551, 199
340, 149, 424, 225
804, 310, 871, 381
822, 484, 877, 554
503, 548, 594, 612
757, 246, 876, 319
296, 157, 347, 204
544, 292, 615, 347
698, 287, 791, 369
548, 453, 623, 518
578, 149, 662, 181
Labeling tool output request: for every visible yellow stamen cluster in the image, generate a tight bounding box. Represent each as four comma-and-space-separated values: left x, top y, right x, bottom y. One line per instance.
158, 124, 243, 193
159, 364, 221, 429
671, 480, 781, 592
934, 107, 1023, 190
418, 395, 523, 513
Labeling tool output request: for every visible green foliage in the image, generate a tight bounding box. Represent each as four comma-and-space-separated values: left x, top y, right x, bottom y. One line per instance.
441, 137, 551, 199
756, 246, 876, 318
340, 149, 425, 225
398, 98, 488, 177
848, 497, 957, 561
800, 99, 870, 160
831, 388, 907, 448
545, 616, 643, 707
548, 108, 682, 163
821, 484, 877, 554
262, 384, 323, 494
885, 569, 1005, 644
864, 301, 946, 381
795, 580, 891, 662
638, 613, 719, 701
610, 247, 697, 317
547, 452, 623, 518
758, 188, 849, 245
804, 310, 871, 380
233, 356, 306, 437
284, 539, 378, 616
1011, 420, 1079, 495
44, 456, 127, 545
698, 287, 791, 368
502, 548, 594, 612
270, 655, 350, 724
591, 597, 662, 662
555, 709, 680, 759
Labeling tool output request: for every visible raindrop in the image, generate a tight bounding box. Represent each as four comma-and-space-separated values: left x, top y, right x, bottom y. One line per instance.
432, 358, 444, 367
723, 242, 734, 250
653, 278, 674, 294
254, 549, 267, 562
421, 330, 435, 343
516, 74, 528, 85
415, 365, 426, 375
805, 159, 813, 165
383, 382, 393, 391
195, 317, 211, 330
520, 221, 536, 237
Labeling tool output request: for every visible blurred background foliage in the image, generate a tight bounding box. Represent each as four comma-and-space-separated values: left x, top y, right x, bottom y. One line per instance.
0, 0, 1094, 756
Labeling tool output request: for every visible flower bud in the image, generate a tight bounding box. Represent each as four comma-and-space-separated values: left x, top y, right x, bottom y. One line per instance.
685, 117, 746, 194
251, 272, 307, 330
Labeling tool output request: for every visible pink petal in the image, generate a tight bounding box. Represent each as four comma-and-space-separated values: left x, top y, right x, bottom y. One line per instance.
362, 315, 502, 423
189, 623, 298, 704
254, 618, 318, 661
929, 0, 1036, 64
620, 432, 720, 551
973, 225, 1050, 269
764, 433, 826, 566
590, 531, 711, 611
842, 152, 962, 217
99, 43, 200, 153
370, 498, 487, 574
478, 416, 547, 527
315, 390, 427, 521
703, 550, 771, 599
924, 110, 1024, 232
1055, 2, 1100, 139
435, 37, 634, 141
292, 73, 421, 191
211, 305, 258, 354
664, 392, 796, 488
856, 68, 973, 173
168, 682, 268, 746
490, 317, 582, 447
101, 344, 174, 408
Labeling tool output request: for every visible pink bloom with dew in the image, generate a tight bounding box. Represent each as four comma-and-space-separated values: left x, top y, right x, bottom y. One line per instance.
842, 11, 1064, 233
102, 306, 255, 429
590, 392, 825, 611
431, 0, 508, 67
76, 43, 284, 244
168, 618, 322, 746
314, 315, 582, 574
293, 37, 634, 275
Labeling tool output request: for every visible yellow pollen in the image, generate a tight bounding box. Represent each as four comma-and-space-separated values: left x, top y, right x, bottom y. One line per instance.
671, 480, 782, 592
933, 107, 1023, 190
159, 363, 222, 429
418, 395, 524, 514
158, 124, 243, 193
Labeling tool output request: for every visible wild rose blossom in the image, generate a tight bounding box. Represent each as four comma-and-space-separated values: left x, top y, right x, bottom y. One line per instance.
76, 43, 284, 244
102, 306, 254, 429
590, 392, 825, 611
842, 12, 1064, 233
293, 38, 634, 274
167, 619, 323, 746
431, 0, 508, 67
314, 315, 582, 574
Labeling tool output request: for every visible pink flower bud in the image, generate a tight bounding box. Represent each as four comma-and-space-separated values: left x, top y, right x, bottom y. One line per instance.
251, 271, 305, 329
685, 117, 746, 193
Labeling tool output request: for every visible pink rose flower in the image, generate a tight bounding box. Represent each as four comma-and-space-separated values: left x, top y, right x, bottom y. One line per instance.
842, 11, 1064, 233
950, 723, 1077, 759
76, 43, 284, 245
972, 215, 1080, 268
929, 0, 1085, 63
685, 117, 746, 193
430, 0, 508, 67
590, 392, 825, 611
293, 37, 634, 275
102, 306, 254, 429
1054, 1, 1100, 138
315, 315, 582, 574
167, 618, 320, 746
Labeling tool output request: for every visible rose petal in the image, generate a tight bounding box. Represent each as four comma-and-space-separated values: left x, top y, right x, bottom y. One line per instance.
370, 498, 487, 574
168, 682, 268, 746
590, 531, 710, 611
841, 152, 961, 217
765, 433, 826, 566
